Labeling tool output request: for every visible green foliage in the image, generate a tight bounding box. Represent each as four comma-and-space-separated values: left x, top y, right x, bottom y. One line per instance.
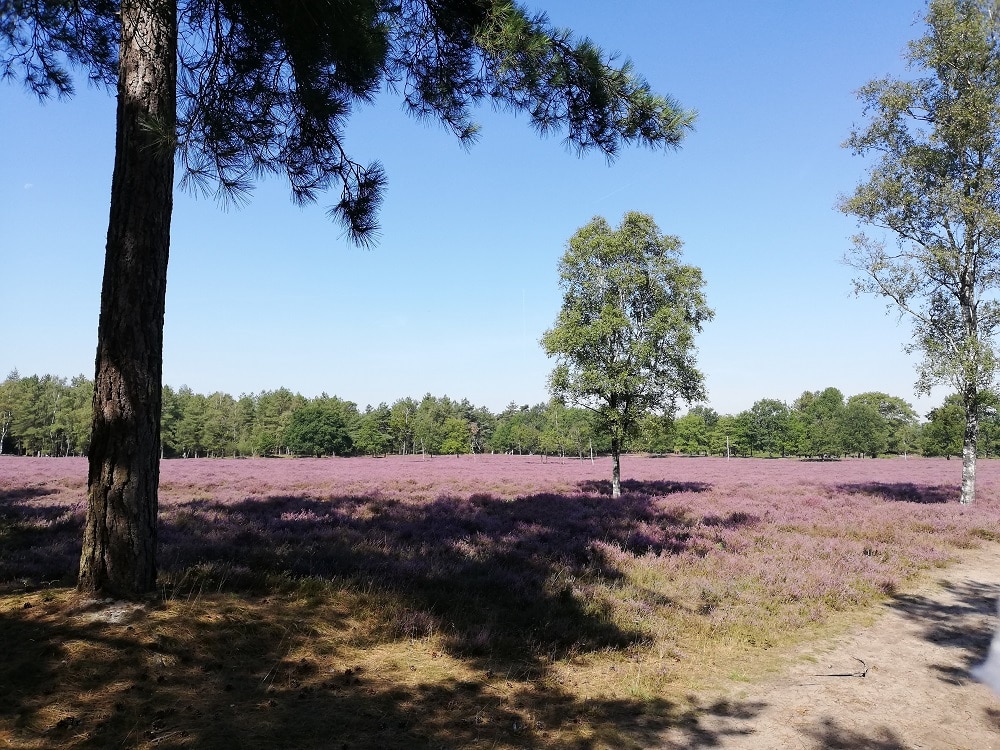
412, 394, 453, 455
0, 372, 14, 455
688, 405, 719, 428
254, 388, 307, 456
671, 413, 707, 455
710, 414, 740, 457
0, 371, 92, 456
490, 402, 543, 455
841, 398, 888, 458
744, 399, 791, 457
234, 394, 258, 455
727, 411, 753, 457
635, 412, 677, 454
173, 387, 208, 458
542, 213, 712, 430
386, 397, 416, 455
285, 404, 353, 457
842, 392, 918, 457
3, 368, 944, 462
467, 403, 496, 454
979, 391, 1000, 456
538, 400, 569, 457
439, 416, 472, 456
922, 394, 966, 457
354, 403, 393, 456
377, 394, 491, 456
794, 388, 846, 458
201, 392, 240, 458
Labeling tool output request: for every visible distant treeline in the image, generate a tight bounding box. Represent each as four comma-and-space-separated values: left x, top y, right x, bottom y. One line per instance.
0, 371, 993, 459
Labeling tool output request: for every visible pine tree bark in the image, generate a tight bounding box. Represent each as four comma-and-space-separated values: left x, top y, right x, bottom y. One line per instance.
78, 0, 177, 598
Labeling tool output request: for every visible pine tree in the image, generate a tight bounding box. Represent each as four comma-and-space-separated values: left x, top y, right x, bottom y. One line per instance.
4, 0, 696, 596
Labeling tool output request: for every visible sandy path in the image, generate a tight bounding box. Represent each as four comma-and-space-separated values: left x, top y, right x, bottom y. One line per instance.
660, 544, 1000, 749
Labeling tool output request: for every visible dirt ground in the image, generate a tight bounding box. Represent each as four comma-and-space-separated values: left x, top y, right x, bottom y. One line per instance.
660, 544, 1000, 750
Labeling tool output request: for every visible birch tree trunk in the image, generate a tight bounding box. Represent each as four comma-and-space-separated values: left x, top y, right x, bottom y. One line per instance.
961, 384, 979, 505
611, 436, 622, 498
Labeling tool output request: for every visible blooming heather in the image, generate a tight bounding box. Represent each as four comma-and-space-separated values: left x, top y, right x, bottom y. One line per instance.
2, 455, 998, 656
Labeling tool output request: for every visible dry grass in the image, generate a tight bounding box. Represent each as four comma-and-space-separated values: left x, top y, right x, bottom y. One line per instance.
0, 587, 709, 749
2, 455, 1000, 748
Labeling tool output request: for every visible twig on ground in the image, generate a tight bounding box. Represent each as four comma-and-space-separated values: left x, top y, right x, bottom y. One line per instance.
813, 656, 869, 678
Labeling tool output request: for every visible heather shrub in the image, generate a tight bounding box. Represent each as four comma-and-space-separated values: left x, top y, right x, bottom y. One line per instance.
2, 454, 999, 671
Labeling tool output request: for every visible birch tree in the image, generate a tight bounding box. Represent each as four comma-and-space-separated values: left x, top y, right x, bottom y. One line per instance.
541, 212, 712, 497
841, 0, 1000, 503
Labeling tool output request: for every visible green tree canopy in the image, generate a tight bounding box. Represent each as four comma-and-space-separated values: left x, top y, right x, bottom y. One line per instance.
847, 391, 918, 456
672, 412, 708, 455
439, 416, 472, 456
922, 394, 966, 457
388, 397, 418, 455
841, 397, 888, 458
794, 387, 846, 458
354, 403, 393, 456
745, 398, 791, 457
0, 371, 93, 456
490, 402, 543, 455
285, 404, 353, 457
542, 212, 713, 496
711, 414, 740, 457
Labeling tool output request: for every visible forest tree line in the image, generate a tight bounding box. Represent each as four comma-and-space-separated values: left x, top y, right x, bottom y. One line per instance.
1, 370, 995, 461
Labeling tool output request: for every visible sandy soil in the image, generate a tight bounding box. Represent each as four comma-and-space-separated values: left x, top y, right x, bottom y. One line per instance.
660, 544, 1000, 749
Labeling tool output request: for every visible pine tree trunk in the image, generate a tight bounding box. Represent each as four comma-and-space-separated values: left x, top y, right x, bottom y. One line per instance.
78, 0, 177, 599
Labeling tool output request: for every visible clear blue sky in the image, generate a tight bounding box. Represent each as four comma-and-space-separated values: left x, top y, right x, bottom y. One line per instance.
0, 1, 950, 416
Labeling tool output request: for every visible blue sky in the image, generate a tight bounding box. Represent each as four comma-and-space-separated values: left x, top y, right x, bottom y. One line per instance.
1, 1, 949, 417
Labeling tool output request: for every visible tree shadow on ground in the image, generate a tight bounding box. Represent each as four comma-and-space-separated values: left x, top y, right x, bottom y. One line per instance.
157, 490, 742, 665
776, 562, 1000, 749
0, 487, 81, 591
576, 478, 710, 497
1, 486, 770, 749
0, 487, 57, 502
668, 706, 914, 750
885, 577, 1000, 684
985, 706, 1000, 734
800, 718, 907, 749
660, 699, 766, 748
0, 601, 773, 749
834, 482, 956, 504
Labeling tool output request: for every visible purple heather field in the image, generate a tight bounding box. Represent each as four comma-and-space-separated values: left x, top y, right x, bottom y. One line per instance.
2, 455, 1000, 643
